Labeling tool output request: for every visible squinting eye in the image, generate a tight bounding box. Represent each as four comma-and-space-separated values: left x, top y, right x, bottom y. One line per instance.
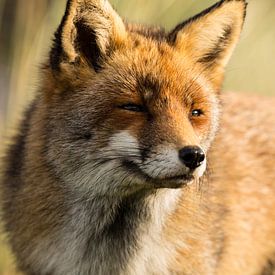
119, 104, 145, 112
191, 109, 203, 117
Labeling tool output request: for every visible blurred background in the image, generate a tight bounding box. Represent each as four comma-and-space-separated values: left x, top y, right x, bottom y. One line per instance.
0, 0, 274, 274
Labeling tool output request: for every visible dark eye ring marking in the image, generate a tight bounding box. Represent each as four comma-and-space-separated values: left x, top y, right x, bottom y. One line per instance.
119, 104, 145, 113
191, 109, 204, 117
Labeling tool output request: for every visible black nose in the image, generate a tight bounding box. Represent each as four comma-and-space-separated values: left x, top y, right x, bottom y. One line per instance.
179, 146, 205, 169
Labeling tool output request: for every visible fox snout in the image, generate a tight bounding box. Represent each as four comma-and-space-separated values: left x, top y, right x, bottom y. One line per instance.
139, 145, 207, 184
107, 131, 207, 189
179, 146, 205, 170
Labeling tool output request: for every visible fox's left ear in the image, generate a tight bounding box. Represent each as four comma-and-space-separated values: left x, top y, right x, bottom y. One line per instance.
50, 0, 127, 74
168, 0, 247, 88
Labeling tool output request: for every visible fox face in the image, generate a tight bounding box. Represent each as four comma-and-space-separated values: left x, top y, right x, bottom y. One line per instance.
43, 0, 246, 196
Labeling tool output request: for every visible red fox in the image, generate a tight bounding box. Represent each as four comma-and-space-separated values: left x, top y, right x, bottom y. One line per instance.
1, 0, 275, 274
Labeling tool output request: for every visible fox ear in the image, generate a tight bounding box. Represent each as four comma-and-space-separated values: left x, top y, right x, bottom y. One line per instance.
168, 0, 247, 87
50, 0, 126, 72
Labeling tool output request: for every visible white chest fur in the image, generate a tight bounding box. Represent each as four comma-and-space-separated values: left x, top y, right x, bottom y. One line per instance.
125, 189, 181, 275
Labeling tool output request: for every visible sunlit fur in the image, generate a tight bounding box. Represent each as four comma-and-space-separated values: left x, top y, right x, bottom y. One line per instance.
1, 0, 275, 274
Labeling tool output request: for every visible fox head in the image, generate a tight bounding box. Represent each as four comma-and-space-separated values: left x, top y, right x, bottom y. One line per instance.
42, 0, 246, 195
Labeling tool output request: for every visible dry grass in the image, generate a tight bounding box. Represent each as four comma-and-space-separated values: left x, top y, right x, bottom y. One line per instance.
0, 235, 19, 275
0, 0, 274, 273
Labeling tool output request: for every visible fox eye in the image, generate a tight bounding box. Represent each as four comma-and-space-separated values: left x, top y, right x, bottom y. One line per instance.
191, 109, 204, 117
119, 104, 145, 112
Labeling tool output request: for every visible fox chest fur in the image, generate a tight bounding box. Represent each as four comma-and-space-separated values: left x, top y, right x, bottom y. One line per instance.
1, 0, 275, 275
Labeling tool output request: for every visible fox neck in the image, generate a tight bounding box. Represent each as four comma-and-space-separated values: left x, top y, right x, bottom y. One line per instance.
123, 188, 181, 274
72, 187, 181, 274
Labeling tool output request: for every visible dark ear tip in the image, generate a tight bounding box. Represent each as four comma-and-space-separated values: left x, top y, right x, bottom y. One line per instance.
167, 0, 247, 44
49, 0, 74, 71
220, 0, 247, 4
50, 35, 63, 72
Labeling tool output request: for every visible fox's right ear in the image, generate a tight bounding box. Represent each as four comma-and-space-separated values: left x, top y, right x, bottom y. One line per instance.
50, 0, 126, 73
168, 0, 247, 89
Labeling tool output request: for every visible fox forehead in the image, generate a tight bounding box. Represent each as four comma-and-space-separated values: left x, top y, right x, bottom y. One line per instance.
92, 34, 214, 103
